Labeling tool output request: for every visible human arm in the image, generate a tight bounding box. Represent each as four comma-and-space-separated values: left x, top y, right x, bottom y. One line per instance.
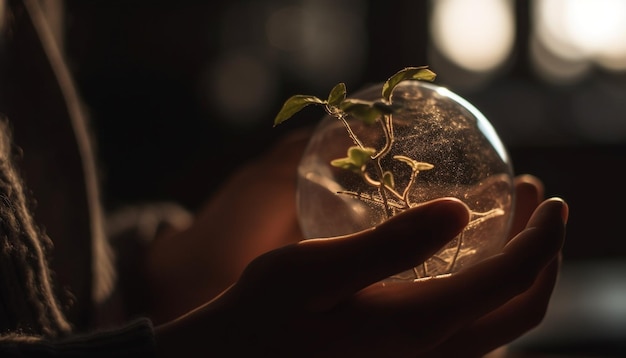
154, 179, 567, 358
0, 116, 565, 357
142, 130, 310, 323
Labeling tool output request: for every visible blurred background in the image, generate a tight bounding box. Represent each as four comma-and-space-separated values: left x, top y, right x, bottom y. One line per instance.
23, 0, 626, 356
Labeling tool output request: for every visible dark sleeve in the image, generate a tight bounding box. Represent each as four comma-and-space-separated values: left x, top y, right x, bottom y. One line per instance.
0, 318, 157, 357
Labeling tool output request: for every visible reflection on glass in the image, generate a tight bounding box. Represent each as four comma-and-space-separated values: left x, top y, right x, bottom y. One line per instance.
297, 81, 515, 280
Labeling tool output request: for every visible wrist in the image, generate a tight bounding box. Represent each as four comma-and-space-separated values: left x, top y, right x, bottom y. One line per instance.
153, 293, 235, 358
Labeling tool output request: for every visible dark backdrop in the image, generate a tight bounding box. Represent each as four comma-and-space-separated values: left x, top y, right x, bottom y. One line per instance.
62, 0, 624, 262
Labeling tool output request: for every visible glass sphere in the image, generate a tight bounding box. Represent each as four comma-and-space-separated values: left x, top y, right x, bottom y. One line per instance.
297, 80, 515, 280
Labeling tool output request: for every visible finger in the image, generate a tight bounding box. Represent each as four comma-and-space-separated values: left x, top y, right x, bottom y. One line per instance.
336, 198, 566, 351
236, 198, 471, 311
426, 255, 561, 358
509, 174, 544, 240
318, 258, 561, 358
522, 197, 568, 232
446, 198, 566, 323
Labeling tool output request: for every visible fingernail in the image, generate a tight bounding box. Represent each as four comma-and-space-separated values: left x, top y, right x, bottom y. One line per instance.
547, 198, 569, 226
530, 198, 567, 228
559, 199, 569, 225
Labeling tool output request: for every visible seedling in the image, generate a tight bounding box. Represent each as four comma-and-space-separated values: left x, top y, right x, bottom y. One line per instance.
274, 66, 437, 219
274, 66, 507, 278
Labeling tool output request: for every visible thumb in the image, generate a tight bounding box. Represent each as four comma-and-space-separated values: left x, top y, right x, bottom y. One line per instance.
236, 198, 471, 311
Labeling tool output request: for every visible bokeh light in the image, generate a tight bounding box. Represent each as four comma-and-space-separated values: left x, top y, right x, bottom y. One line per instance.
0, 0, 5, 35
206, 51, 278, 127
430, 0, 515, 73
206, 0, 367, 126
532, 0, 626, 81
265, 0, 367, 89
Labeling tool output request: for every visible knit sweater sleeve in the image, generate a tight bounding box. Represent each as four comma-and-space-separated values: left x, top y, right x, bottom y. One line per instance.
0, 119, 158, 357
0, 318, 157, 357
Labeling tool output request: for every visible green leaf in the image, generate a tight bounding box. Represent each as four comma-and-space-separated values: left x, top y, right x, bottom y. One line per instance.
394, 155, 434, 171
348, 146, 376, 166
273, 95, 325, 127
339, 99, 386, 125
327, 83, 346, 107
382, 66, 437, 101
382, 171, 395, 189
330, 146, 376, 173
330, 157, 360, 172
414, 162, 435, 171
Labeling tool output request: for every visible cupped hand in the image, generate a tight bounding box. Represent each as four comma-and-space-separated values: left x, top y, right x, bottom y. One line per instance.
145, 130, 311, 322
156, 176, 567, 358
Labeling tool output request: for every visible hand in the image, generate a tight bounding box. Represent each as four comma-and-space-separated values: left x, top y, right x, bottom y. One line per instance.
144, 130, 311, 322
155, 175, 567, 358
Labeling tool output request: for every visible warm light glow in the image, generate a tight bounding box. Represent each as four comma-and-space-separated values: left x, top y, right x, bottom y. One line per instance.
0, 0, 6, 34
206, 1, 366, 125
266, 6, 306, 52
208, 52, 277, 125
529, 35, 591, 85
436, 86, 509, 163
430, 0, 515, 72
533, 0, 626, 71
265, 1, 367, 89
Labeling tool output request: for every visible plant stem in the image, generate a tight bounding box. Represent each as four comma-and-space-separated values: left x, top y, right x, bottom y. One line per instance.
362, 173, 404, 201
338, 113, 365, 149
371, 113, 397, 218
447, 231, 464, 272
337, 190, 406, 210
402, 169, 419, 207
372, 114, 393, 160
373, 158, 392, 218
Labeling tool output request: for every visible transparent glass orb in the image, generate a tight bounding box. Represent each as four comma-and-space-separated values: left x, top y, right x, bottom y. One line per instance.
297, 80, 515, 280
